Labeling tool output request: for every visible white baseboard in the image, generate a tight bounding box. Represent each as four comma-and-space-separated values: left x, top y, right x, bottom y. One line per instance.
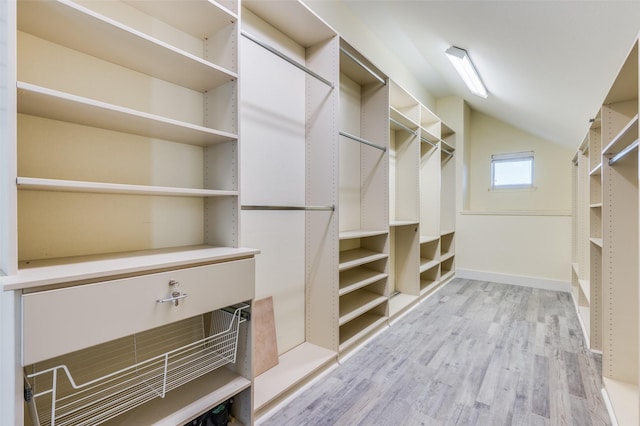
456, 268, 571, 293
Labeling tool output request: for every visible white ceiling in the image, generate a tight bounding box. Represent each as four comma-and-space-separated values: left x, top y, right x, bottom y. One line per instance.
333, 1, 640, 149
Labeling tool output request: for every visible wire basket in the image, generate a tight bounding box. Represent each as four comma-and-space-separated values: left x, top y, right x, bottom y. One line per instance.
24, 304, 248, 426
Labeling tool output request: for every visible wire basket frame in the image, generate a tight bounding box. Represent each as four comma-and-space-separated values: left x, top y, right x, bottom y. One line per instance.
25, 305, 248, 426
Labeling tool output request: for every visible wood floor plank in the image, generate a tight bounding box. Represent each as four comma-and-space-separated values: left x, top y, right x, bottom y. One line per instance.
259, 279, 611, 426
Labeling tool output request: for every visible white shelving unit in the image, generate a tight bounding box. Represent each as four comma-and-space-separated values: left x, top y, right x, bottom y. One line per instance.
338, 39, 390, 354
3, 1, 258, 424
572, 37, 639, 426
239, 1, 339, 419
388, 80, 420, 319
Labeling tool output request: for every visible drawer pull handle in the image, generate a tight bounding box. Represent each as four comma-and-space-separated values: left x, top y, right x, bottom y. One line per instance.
157, 293, 189, 305
157, 280, 188, 306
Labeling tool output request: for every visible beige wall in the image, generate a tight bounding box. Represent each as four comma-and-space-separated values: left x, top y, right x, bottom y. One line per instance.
468, 110, 573, 212
438, 98, 572, 289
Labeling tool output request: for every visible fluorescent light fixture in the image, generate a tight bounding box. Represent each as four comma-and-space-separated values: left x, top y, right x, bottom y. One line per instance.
445, 46, 488, 98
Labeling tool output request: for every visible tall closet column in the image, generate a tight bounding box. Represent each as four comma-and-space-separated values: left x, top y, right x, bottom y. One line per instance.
239, 1, 339, 418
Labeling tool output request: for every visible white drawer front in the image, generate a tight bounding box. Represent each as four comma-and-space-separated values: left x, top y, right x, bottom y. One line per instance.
22, 258, 254, 365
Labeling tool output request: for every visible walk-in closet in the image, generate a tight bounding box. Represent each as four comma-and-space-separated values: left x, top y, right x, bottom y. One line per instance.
1, 1, 640, 425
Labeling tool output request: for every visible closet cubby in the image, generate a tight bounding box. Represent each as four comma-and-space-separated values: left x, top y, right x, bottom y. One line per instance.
573, 38, 639, 426
239, 1, 339, 417
388, 80, 420, 319
16, 0, 242, 268
338, 38, 389, 352
338, 232, 389, 351
388, 224, 420, 319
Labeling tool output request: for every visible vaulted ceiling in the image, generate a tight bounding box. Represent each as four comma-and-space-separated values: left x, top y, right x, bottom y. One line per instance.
306, 1, 640, 149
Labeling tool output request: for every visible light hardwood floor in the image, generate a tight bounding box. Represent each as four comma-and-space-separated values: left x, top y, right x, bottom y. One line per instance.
259, 279, 611, 425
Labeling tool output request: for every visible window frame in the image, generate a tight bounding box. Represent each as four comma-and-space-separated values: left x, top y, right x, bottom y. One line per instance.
490, 151, 534, 190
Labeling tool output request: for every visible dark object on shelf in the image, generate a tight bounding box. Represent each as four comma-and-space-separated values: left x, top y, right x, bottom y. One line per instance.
187, 399, 232, 426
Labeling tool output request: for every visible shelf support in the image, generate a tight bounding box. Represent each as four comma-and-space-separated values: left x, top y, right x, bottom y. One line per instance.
339, 131, 386, 152
241, 31, 334, 88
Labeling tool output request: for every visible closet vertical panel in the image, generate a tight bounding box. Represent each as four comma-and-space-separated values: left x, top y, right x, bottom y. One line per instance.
360, 82, 389, 231
339, 75, 363, 231
419, 108, 441, 240
0, 0, 16, 276
240, 13, 307, 354
305, 36, 339, 351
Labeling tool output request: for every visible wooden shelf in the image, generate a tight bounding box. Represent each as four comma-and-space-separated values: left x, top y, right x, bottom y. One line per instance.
390, 107, 418, 130
339, 248, 388, 271
590, 238, 603, 248
602, 114, 639, 156
123, 0, 237, 39
590, 163, 602, 176
340, 45, 385, 86
420, 128, 439, 145
590, 203, 603, 208
572, 262, 580, 276
18, 0, 236, 92
389, 292, 418, 319
339, 289, 387, 326
17, 82, 237, 146
2, 246, 259, 290
253, 342, 336, 412
578, 279, 591, 304
419, 258, 439, 273
16, 177, 237, 197
390, 220, 419, 227
339, 229, 388, 240
602, 377, 639, 426
339, 312, 387, 352
102, 369, 249, 425
578, 305, 591, 339
420, 279, 439, 297
440, 252, 455, 262
339, 267, 387, 296
420, 235, 440, 244
440, 270, 455, 283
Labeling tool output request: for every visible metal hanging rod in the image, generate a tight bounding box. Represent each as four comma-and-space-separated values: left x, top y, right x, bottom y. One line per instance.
339, 131, 387, 152
441, 146, 455, 157
242, 205, 335, 211
420, 136, 438, 148
390, 118, 417, 136
608, 139, 639, 166
340, 47, 386, 86
242, 31, 334, 88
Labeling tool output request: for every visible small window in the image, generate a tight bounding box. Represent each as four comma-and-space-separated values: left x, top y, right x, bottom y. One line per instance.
491, 151, 534, 189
